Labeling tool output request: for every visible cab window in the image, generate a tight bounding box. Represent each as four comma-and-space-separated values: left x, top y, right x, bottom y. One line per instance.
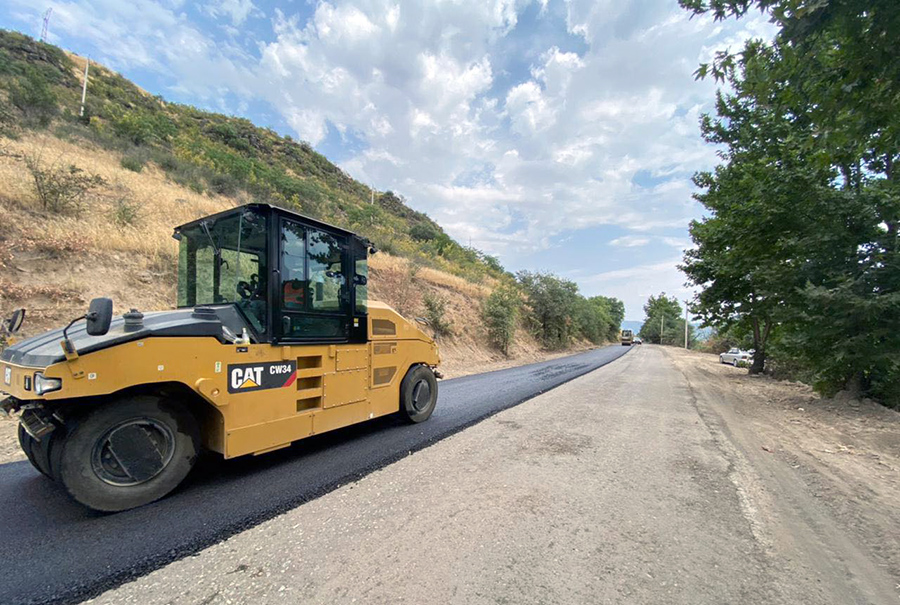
279, 219, 349, 341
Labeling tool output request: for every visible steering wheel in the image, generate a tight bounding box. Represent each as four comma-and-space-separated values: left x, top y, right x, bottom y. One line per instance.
236, 281, 253, 300
236, 274, 260, 300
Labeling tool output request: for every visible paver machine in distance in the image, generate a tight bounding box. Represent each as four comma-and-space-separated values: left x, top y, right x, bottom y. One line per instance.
0, 204, 441, 511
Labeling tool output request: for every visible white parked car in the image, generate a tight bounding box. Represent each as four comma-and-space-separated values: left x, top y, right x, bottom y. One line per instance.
719, 348, 752, 366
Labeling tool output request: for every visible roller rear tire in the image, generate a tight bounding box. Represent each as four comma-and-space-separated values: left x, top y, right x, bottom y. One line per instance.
399, 365, 438, 423
53, 396, 199, 512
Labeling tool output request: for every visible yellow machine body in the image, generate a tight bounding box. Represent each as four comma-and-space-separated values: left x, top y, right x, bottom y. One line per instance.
1, 302, 439, 458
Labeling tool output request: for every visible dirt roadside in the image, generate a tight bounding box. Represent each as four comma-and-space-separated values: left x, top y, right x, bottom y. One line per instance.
84, 345, 899, 604
663, 346, 900, 600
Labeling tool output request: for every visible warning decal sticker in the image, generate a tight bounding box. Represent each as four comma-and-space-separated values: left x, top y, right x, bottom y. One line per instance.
227, 361, 297, 394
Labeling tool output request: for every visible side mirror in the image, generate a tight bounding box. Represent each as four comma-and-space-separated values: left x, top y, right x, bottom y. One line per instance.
6, 308, 25, 334
85, 298, 113, 336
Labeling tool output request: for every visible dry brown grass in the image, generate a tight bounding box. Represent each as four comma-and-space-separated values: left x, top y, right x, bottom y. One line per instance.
370, 254, 492, 299
0, 134, 235, 259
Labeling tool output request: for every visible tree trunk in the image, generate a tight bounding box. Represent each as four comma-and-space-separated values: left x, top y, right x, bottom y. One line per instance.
749, 317, 771, 375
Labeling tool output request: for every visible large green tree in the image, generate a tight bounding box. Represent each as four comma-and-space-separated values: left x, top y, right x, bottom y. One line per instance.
680, 0, 900, 399
588, 295, 625, 341
639, 293, 693, 346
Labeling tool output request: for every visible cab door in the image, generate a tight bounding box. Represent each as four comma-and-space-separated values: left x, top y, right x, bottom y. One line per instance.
275, 217, 351, 343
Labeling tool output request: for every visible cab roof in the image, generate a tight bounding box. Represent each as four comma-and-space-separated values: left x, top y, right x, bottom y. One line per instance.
173, 203, 364, 242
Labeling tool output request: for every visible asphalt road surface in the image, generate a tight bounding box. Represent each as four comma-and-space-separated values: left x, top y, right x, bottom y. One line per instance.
0, 345, 630, 605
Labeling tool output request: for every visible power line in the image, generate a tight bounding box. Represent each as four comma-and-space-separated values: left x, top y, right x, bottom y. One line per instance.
40, 8, 53, 42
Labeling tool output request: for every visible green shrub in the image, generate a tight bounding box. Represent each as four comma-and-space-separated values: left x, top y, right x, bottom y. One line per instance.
483, 284, 519, 355
112, 110, 175, 145
423, 292, 453, 337
24, 154, 105, 214
410, 222, 439, 241
208, 172, 239, 196
120, 155, 145, 173
517, 271, 581, 349
111, 198, 141, 226
9, 67, 58, 127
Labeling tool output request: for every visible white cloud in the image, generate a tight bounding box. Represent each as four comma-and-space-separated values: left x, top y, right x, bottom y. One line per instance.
204, 0, 257, 25
3, 0, 776, 318
609, 237, 650, 247
583, 257, 695, 321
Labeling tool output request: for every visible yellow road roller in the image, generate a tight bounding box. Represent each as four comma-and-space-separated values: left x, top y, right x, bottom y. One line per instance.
0, 204, 441, 511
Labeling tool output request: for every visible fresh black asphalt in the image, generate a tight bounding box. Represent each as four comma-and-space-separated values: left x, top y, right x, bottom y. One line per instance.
0, 345, 630, 605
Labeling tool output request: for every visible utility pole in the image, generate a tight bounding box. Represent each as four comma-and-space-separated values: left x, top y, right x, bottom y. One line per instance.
660, 315, 664, 345
79, 58, 90, 117
684, 300, 689, 349
40, 8, 53, 42
370, 185, 374, 205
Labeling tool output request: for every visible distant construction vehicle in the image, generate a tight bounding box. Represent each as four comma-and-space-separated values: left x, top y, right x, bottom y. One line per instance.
0, 204, 441, 512
620, 329, 634, 346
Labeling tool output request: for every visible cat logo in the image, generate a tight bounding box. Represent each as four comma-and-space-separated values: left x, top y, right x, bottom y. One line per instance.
227, 361, 297, 394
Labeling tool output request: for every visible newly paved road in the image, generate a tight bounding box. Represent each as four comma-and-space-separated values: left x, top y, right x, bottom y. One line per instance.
0, 345, 629, 605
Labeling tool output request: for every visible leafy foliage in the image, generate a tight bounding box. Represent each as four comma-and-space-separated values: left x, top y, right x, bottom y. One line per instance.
679, 0, 900, 403
111, 197, 141, 227
482, 284, 520, 355
119, 154, 145, 173
24, 152, 105, 214
8, 66, 58, 127
517, 272, 621, 349
638, 293, 694, 346
422, 292, 453, 338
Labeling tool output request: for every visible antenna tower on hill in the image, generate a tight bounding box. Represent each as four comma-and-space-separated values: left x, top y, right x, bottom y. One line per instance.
40, 8, 53, 42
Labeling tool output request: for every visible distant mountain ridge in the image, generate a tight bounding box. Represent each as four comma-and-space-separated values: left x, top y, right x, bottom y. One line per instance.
621, 320, 643, 333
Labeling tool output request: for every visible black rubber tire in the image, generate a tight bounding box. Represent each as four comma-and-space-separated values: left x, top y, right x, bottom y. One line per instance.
53, 396, 199, 512
18, 423, 53, 478
399, 365, 438, 423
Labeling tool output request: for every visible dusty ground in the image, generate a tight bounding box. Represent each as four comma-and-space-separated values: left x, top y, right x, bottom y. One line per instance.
82, 345, 900, 604
0, 415, 21, 464
664, 347, 900, 594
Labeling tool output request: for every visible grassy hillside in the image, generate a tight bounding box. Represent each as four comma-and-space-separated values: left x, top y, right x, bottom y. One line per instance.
0, 29, 500, 283
0, 30, 624, 369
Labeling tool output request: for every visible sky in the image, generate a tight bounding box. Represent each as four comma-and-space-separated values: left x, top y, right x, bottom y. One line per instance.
1, 0, 774, 321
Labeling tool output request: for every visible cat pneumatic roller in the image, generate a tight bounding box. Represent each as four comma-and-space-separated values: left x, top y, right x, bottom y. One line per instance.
0, 204, 441, 512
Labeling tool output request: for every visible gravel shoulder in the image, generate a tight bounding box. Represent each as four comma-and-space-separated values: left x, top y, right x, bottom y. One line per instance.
86, 345, 900, 605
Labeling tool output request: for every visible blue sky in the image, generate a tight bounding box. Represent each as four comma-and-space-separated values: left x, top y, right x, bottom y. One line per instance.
1, 0, 774, 320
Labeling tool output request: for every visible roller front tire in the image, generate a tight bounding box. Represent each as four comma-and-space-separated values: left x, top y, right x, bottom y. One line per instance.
399, 365, 438, 423
52, 396, 199, 512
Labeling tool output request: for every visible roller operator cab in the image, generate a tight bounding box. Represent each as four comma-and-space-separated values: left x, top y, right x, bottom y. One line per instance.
0, 204, 441, 512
